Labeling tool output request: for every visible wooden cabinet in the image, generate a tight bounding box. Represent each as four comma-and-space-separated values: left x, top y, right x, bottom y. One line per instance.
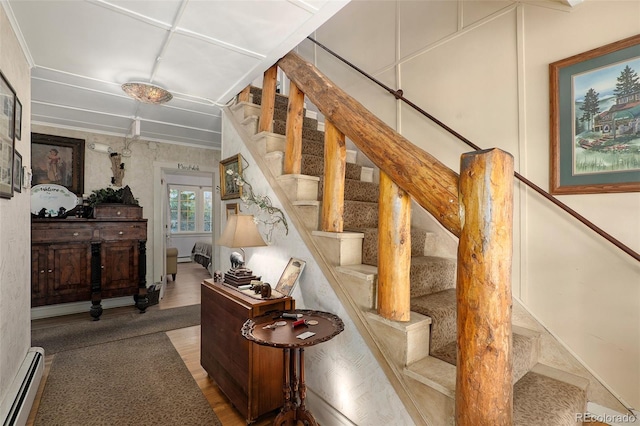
201, 279, 294, 423
31, 218, 148, 319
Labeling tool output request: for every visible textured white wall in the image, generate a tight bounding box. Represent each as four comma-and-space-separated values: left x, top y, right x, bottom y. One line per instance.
220, 114, 415, 425
301, 0, 640, 408
0, 4, 32, 408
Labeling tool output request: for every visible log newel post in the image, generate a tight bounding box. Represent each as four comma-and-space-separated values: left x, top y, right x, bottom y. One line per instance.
321, 120, 346, 232
455, 148, 514, 426
284, 81, 305, 175
377, 171, 411, 321
258, 65, 278, 133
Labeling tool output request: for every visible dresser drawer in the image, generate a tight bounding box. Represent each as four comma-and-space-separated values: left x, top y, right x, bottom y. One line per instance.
93, 205, 143, 219
100, 224, 146, 241
32, 227, 94, 243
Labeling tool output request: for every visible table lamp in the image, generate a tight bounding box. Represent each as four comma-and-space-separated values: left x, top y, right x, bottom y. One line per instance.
217, 214, 267, 286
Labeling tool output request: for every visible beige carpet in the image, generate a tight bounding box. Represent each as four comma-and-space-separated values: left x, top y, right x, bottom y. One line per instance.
34, 332, 221, 426
32, 304, 200, 354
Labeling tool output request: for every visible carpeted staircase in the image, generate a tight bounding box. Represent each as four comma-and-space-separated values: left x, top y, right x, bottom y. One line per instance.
236, 87, 593, 425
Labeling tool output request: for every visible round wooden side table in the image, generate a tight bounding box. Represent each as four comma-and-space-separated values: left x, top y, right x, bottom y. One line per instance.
242, 309, 344, 426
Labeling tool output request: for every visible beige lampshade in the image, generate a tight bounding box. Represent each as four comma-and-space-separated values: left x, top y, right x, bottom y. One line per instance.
217, 214, 267, 248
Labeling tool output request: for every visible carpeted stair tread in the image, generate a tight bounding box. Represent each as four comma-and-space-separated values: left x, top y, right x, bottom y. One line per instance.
513, 372, 586, 425
319, 178, 379, 203
249, 87, 289, 108
274, 119, 324, 142
302, 139, 325, 157
430, 332, 538, 384
409, 256, 457, 297
349, 227, 442, 265
344, 200, 378, 229
302, 153, 362, 180
410, 288, 457, 353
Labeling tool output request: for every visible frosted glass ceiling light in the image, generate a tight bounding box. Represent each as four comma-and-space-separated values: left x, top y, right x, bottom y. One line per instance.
122, 82, 173, 105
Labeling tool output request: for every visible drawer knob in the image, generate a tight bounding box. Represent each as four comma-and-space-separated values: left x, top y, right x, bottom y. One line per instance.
118, 231, 124, 235
40, 270, 45, 274
117, 211, 121, 215
73, 232, 79, 236
47, 269, 52, 273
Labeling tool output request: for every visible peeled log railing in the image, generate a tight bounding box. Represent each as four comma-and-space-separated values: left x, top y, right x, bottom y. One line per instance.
254, 53, 514, 423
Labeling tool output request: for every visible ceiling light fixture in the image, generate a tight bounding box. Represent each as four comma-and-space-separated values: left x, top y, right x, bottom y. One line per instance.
122, 82, 173, 105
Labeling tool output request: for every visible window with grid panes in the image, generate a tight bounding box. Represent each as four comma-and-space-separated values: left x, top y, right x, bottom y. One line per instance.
169, 185, 212, 233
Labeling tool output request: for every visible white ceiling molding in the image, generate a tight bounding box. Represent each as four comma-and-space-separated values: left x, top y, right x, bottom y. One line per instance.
6, 0, 350, 149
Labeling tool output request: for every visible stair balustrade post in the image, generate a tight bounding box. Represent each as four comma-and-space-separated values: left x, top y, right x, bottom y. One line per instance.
277, 52, 461, 237
377, 171, 411, 321
258, 65, 278, 133
456, 148, 514, 426
321, 120, 346, 232
284, 81, 305, 175
238, 85, 251, 103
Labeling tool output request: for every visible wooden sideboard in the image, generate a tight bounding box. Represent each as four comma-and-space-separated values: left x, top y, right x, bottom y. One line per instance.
31, 217, 148, 319
201, 279, 294, 423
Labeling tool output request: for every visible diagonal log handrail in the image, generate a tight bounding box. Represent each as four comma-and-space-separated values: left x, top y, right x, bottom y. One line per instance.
306, 36, 639, 262
277, 51, 462, 237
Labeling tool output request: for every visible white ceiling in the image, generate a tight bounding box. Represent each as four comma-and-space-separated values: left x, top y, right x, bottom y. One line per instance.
3, 0, 348, 150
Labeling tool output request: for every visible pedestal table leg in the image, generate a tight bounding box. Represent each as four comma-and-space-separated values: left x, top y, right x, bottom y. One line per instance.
274, 348, 295, 425
295, 348, 318, 426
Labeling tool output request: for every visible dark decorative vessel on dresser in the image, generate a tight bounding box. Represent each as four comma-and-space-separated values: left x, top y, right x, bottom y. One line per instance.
31, 191, 148, 320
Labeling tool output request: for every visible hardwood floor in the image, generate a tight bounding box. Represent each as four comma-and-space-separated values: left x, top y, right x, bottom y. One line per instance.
27, 261, 276, 426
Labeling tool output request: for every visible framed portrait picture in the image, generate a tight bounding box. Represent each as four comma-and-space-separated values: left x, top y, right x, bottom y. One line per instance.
226, 202, 239, 218
0, 71, 15, 199
274, 258, 306, 296
219, 154, 243, 200
31, 133, 85, 195
12, 150, 21, 193
15, 98, 21, 141
550, 34, 640, 194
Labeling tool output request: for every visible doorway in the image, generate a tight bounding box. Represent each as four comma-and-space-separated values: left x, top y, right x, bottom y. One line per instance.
152, 161, 219, 298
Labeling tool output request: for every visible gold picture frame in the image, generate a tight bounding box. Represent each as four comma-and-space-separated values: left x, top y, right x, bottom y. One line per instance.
219, 154, 242, 200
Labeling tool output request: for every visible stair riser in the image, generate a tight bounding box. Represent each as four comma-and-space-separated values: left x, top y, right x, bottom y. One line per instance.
409, 261, 457, 298
302, 154, 363, 180
360, 228, 446, 265
344, 202, 378, 229
272, 109, 319, 130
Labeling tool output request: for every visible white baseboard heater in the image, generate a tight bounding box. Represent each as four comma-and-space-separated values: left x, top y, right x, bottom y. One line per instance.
1, 348, 44, 426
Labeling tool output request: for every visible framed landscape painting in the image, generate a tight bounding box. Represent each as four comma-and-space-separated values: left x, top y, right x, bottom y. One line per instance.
550, 34, 640, 194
